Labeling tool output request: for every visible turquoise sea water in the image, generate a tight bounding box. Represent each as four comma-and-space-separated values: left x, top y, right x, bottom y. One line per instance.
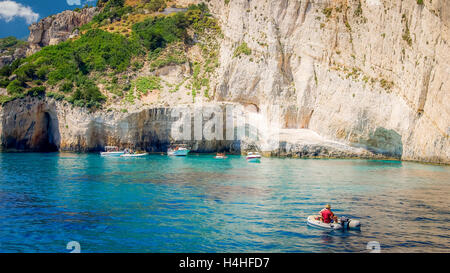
0, 153, 449, 253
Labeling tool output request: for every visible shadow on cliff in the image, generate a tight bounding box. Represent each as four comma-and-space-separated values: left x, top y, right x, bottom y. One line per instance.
107, 108, 245, 154
1, 100, 61, 152
359, 127, 403, 158
38, 112, 60, 152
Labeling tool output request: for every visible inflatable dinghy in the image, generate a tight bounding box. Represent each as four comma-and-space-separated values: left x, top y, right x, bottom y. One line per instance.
307, 215, 361, 230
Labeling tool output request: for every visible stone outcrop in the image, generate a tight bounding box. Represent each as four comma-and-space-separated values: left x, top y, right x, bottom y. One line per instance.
27, 7, 98, 55
0, 46, 27, 68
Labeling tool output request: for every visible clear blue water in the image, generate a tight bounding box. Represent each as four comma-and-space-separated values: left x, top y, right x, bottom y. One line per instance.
0, 153, 449, 253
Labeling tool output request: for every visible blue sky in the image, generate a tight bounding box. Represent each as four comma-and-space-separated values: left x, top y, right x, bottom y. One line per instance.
0, 0, 97, 40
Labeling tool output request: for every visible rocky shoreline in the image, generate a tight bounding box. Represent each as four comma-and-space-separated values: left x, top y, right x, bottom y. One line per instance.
0, 96, 447, 164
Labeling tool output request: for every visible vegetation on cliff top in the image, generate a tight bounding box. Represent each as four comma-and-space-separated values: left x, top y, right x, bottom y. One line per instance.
0, 37, 27, 57
0, 0, 220, 109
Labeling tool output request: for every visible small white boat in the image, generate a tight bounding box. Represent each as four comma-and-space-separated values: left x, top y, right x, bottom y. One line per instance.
168, 146, 190, 156
307, 215, 361, 230
120, 153, 148, 157
100, 146, 124, 156
214, 153, 227, 159
246, 152, 261, 162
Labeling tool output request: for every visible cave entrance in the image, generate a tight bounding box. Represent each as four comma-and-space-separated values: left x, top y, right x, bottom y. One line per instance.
38, 112, 59, 152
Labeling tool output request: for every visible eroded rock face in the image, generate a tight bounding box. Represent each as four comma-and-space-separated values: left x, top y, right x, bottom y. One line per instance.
0, 98, 60, 152
0, 98, 242, 153
0, 97, 375, 159
27, 7, 98, 55
202, 0, 449, 163
0, 0, 448, 164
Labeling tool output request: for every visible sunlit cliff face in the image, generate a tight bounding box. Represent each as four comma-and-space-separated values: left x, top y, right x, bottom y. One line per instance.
0, 0, 449, 163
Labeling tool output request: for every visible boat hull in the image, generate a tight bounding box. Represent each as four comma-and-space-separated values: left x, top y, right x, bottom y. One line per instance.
168, 150, 190, 156
307, 215, 361, 230
120, 153, 148, 157
100, 152, 124, 156
307, 216, 343, 230
246, 155, 261, 162
247, 158, 261, 163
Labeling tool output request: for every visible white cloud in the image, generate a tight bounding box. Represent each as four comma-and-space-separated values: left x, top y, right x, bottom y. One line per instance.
0, 1, 39, 24
67, 0, 81, 5
67, 0, 96, 6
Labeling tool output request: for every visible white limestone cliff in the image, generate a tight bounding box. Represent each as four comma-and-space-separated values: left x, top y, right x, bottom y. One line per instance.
0, 0, 449, 163
203, 0, 449, 163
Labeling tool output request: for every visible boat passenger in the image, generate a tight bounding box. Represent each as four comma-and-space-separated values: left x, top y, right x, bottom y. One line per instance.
318, 204, 338, 223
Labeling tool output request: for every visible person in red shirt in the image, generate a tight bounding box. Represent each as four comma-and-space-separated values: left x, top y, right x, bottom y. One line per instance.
318, 204, 338, 223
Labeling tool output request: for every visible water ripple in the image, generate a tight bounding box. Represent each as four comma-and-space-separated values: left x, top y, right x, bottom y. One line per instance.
0, 154, 449, 252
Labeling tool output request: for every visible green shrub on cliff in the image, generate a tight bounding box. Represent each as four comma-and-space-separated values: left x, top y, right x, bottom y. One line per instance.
233, 42, 251, 58
1, 3, 219, 108
0, 78, 10, 88
132, 13, 189, 51
36, 66, 50, 80
0, 59, 22, 77
46, 91, 66, 101
60, 81, 73, 93
14, 63, 37, 82
142, 0, 167, 12
14, 29, 139, 87
26, 86, 46, 97
0, 36, 25, 50
0, 95, 12, 105
6, 79, 25, 95
68, 78, 106, 108
149, 43, 187, 71
93, 0, 131, 25
186, 3, 219, 33
132, 76, 162, 95
0, 36, 26, 57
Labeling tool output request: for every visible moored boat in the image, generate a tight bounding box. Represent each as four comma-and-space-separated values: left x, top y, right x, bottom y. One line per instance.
168, 145, 190, 156
246, 152, 261, 162
100, 146, 124, 156
214, 152, 227, 159
120, 153, 148, 157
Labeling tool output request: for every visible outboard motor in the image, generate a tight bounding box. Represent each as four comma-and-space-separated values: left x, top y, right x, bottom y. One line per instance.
340, 216, 361, 230
340, 216, 350, 229
348, 219, 361, 229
